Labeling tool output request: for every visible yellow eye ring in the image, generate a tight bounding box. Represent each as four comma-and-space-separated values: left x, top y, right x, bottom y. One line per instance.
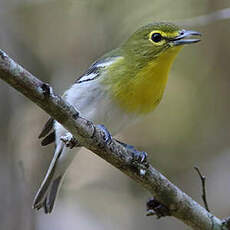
151, 33, 162, 42
149, 30, 167, 46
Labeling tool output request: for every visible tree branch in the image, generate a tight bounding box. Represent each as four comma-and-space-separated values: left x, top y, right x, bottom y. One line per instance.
0, 50, 228, 230
181, 8, 230, 27
194, 166, 210, 212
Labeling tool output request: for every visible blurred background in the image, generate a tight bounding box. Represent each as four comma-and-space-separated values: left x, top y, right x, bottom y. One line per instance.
0, 0, 230, 229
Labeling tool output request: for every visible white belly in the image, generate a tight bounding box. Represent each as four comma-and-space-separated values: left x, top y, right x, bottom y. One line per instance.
56, 78, 139, 140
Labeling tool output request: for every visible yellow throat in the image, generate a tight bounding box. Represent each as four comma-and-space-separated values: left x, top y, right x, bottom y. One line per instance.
108, 46, 182, 114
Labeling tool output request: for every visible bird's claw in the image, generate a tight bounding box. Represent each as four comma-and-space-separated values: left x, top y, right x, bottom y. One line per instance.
60, 133, 79, 149
96, 124, 112, 144
132, 150, 148, 164
116, 140, 148, 163
115, 140, 148, 176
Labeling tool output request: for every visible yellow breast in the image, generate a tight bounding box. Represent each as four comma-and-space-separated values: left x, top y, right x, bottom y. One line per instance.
104, 47, 182, 114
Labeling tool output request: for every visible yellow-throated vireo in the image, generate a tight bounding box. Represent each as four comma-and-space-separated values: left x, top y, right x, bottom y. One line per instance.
33, 22, 201, 213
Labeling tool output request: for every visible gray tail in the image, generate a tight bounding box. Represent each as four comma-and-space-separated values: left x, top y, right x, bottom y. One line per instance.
43, 176, 63, 213
33, 143, 64, 213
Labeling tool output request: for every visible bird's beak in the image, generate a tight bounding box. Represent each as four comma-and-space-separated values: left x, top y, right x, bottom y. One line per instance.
171, 30, 201, 46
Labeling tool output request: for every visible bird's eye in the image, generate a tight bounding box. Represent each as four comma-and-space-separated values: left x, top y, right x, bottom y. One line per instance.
151, 33, 162, 43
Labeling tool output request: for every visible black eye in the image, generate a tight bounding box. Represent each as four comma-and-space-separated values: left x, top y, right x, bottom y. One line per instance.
151, 33, 162, 43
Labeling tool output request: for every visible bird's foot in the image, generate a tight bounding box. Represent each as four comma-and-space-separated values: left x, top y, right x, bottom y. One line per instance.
116, 140, 148, 176
132, 149, 148, 164
146, 197, 171, 218
96, 124, 112, 144
116, 140, 148, 164
60, 133, 79, 149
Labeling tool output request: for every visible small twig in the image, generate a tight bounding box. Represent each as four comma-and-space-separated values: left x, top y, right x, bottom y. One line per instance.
194, 166, 210, 212
181, 8, 230, 27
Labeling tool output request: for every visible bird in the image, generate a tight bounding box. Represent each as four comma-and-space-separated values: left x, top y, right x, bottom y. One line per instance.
33, 22, 201, 213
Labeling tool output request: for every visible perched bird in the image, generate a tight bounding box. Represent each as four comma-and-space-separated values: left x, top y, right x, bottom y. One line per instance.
33, 22, 201, 213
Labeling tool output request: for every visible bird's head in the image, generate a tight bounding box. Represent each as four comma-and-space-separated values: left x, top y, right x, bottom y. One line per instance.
103, 23, 201, 114
122, 22, 201, 62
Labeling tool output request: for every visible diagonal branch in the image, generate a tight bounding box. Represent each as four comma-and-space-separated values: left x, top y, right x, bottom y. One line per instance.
0, 49, 228, 230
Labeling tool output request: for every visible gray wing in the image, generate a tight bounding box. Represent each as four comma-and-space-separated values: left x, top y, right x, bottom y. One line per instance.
38, 117, 55, 146
75, 56, 121, 84
38, 56, 122, 145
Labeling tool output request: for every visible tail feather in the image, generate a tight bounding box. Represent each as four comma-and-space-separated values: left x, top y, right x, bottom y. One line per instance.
33, 143, 63, 210
33, 140, 80, 213
41, 131, 55, 146
43, 176, 63, 214
35, 120, 80, 213
38, 117, 54, 139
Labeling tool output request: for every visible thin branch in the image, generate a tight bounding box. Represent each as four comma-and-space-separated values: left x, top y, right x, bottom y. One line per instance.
181, 8, 230, 27
194, 167, 210, 212
0, 49, 228, 230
